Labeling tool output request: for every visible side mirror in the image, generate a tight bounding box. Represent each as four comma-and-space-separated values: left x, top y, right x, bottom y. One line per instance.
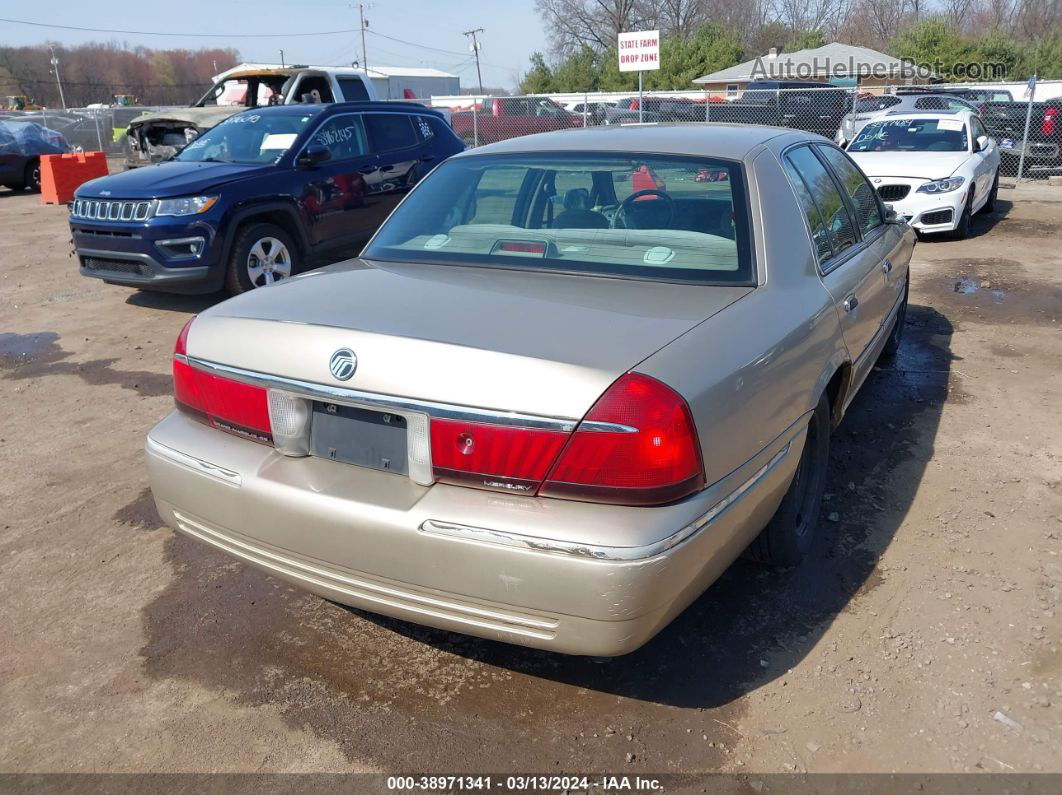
975, 135, 990, 152
297, 144, 331, 167
884, 206, 902, 224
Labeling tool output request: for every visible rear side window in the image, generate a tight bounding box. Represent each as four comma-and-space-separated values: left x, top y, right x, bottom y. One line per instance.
815, 145, 883, 235
337, 77, 371, 101
783, 146, 858, 259
365, 114, 418, 153
412, 115, 436, 141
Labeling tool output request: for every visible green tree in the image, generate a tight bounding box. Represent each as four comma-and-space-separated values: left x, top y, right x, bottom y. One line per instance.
550, 44, 601, 92
787, 30, 826, 52
519, 52, 555, 94
890, 20, 975, 81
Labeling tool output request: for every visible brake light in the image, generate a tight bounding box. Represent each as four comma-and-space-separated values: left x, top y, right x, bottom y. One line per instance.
630, 99, 639, 110
1043, 108, 1056, 137
540, 373, 704, 506
430, 418, 568, 494
172, 316, 273, 444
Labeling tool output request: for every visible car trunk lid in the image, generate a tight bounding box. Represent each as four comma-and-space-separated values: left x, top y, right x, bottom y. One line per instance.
187, 259, 752, 420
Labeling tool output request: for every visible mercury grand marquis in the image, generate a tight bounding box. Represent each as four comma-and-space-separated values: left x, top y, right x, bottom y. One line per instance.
146, 124, 914, 656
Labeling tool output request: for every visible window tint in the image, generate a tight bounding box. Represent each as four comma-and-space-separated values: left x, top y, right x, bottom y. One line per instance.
310, 115, 368, 160
971, 117, 988, 140
364, 114, 418, 152
815, 145, 883, 235
337, 77, 371, 101
781, 156, 834, 262
784, 146, 858, 258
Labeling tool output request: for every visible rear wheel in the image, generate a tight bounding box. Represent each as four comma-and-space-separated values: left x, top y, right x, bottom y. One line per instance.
747, 394, 830, 568
224, 222, 298, 295
24, 159, 41, 192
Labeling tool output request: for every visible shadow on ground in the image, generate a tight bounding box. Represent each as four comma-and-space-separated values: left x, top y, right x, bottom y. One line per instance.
136, 305, 956, 770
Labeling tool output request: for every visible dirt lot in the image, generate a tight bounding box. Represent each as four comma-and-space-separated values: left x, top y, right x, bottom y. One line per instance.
1, 183, 1060, 777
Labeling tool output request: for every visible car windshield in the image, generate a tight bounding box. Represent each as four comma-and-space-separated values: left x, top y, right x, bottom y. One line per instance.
847, 118, 969, 152
175, 112, 315, 165
364, 152, 753, 284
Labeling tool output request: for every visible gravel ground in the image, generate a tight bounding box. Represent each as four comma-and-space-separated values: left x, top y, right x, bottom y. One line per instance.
0, 182, 1060, 775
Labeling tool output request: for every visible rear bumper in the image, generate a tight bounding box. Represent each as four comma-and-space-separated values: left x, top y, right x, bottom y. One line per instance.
146, 410, 803, 656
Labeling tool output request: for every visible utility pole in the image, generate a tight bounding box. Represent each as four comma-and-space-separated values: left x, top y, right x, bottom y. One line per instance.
359, 4, 369, 74
49, 46, 66, 110
463, 28, 484, 94
279, 49, 285, 67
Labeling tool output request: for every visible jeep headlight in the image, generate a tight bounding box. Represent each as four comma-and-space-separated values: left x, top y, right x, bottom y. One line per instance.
155, 195, 218, 216
917, 176, 965, 194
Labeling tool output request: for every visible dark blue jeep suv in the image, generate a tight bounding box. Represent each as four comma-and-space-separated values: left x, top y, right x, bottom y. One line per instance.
70, 102, 464, 294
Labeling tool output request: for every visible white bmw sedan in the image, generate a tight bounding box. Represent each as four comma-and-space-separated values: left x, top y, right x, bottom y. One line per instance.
846, 110, 1001, 239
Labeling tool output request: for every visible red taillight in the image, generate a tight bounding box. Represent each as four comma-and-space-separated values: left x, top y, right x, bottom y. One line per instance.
172, 316, 273, 444
540, 373, 704, 506
430, 418, 568, 494
630, 99, 639, 110
1043, 108, 1056, 137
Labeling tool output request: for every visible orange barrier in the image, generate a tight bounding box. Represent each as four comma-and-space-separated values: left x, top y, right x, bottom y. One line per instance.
40, 151, 109, 206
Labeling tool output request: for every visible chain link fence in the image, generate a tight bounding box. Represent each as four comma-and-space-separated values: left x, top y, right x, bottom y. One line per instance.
418, 82, 1062, 181
0, 105, 176, 156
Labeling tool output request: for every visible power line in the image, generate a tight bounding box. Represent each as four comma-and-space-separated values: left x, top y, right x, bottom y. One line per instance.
364, 29, 468, 58
0, 16, 360, 38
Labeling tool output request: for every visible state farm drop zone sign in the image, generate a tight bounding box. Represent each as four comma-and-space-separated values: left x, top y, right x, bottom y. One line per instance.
618, 30, 660, 72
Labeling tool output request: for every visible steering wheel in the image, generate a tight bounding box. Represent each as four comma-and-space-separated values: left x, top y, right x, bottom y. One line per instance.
612, 189, 675, 230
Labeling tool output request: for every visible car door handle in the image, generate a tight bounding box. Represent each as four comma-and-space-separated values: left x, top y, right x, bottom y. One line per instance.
843, 295, 859, 312
881, 259, 893, 275
419, 154, 435, 162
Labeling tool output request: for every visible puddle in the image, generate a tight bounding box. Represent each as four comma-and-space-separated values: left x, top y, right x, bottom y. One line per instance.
930, 259, 1061, 326
0, 331, 61, 370
1, 331, 172, 397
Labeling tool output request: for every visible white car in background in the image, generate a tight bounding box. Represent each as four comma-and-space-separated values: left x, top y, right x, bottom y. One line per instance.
835, 93, 978, 146
845, 110, 1001, 239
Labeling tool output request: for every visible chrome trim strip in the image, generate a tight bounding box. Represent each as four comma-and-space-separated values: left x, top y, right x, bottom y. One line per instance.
579, 421, 639, 433
146, 436, 241, 487
182, 355, 579, 432
419, 441, 793, 562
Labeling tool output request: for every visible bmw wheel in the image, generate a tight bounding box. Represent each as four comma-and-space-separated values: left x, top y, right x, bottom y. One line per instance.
982, 170, 999, 214
225, 222, 298, 295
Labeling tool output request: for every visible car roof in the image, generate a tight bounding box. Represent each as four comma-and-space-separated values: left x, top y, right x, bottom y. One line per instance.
456, 123, 808, 161
883, 109, 972, 118
229, 101, 443, 119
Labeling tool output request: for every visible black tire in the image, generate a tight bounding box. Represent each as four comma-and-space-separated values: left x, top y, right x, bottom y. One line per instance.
951, 197, 972, 240
747, 394, 831, 567
224, 222, 298, 296
24, 159, 41, 192
879, 275, 909, 360
982, 170, 999, 214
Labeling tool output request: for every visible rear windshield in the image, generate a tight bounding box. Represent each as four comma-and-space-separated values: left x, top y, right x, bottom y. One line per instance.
848, 118, 969, 152
363, 152, 753, 284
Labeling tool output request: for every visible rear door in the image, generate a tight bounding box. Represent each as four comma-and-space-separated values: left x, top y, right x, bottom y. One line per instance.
816, 141, 907, 320
781, 144, 884, 371
295, 112, 379, 252
361, 112, 427, 229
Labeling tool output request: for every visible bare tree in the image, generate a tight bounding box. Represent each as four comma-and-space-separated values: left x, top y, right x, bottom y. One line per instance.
636, 0, 709, 39
534, 0, 647, 54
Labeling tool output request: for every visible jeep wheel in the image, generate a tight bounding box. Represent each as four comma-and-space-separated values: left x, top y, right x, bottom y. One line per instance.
747, 393, 830, 567
225, 222, 297, 295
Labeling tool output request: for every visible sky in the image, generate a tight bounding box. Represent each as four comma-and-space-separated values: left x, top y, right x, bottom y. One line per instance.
0, 1, 547, 90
